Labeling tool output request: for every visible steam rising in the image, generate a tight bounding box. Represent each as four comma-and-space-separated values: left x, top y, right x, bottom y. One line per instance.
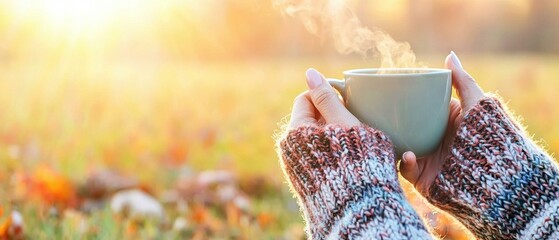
274, 0, 418, 68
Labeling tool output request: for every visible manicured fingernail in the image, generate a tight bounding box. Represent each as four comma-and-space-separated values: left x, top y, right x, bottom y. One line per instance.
450, 51, 463, 69
305, 68, 323, 90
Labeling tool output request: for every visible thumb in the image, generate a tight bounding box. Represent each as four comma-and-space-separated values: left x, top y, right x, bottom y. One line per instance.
399, 151, 420, 186
445, 51, 485, 111
305, 68, 360, 126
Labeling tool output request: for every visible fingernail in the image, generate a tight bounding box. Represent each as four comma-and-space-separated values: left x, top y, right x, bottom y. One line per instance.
450, 51, 463, 69
402, 152, 409, 162
305, 68, 323, 90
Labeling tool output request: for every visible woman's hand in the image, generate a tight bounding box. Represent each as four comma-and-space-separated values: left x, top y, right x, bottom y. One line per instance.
399, 52, 486, 194
281, 68, 434, 239
288, 68, 360, 129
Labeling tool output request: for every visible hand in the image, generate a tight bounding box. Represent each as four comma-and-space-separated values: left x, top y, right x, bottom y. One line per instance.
399, 52, 486, 194
288, 68, 360, 129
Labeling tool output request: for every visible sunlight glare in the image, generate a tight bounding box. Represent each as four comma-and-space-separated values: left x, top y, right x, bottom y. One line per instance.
8, 0, 158, 35
43, 0, 113, 31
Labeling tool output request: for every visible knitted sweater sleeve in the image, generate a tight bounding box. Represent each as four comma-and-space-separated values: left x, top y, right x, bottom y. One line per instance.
278, 125, 432, 239
426, 97, 559, 239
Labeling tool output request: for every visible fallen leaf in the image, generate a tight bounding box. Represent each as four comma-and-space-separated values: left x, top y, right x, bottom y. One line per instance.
81, 170, 138, 199
257, 212, 274, 228
110, 189, 164, 220
197, 170, 235, 187
216, 185, 238, 203
0, 217, 9, 237
191, 205, 208, 224
0, 210, 24, 240
238, 174, 280, 197
13, 166, 77, 207
167, 141, 190, 166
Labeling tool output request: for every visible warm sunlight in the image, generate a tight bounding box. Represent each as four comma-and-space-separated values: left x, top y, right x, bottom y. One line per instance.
0, 0, 558, 239
1, 0, 187, 61
6, 0, 160, 36
31, 0, 114, 29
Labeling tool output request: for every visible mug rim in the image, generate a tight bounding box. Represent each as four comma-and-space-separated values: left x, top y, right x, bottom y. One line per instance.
343, 68, 451, 77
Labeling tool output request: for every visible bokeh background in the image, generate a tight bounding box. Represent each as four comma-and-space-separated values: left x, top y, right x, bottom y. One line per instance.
0, 0, 558, 239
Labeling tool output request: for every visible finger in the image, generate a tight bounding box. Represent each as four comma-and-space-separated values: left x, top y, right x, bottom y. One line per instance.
449, 98, 462, 119
447, 98, 462, 132
440, 98, 462, 153
305, 68, 360, 126
288, 91, 318, 129
445, 51, 485, 111
318, 115, 326, 125
399, 151, 420, 185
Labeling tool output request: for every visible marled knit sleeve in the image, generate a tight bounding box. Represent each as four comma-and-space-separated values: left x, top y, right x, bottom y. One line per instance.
426, 97, 559, 239
277, 125, 432, 239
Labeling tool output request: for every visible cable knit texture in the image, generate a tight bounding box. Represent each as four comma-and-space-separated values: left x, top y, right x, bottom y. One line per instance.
278, 124, 432, 239
426, 97, 559, 239
277, 97, 559, 239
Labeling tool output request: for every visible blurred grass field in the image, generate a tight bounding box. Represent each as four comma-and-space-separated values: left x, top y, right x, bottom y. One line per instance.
0, 54, 558, 239
2, 0, 559, 239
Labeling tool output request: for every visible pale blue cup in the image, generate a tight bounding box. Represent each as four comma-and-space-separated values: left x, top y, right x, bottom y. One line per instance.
328, 68, 452, 157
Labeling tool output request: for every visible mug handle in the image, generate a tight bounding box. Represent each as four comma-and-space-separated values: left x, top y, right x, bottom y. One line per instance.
327, 78, 347, 100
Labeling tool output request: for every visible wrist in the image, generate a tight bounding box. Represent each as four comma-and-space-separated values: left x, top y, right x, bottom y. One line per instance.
279, 124, 397, 196
278, 124, 432, 238
426, 95, 559, 238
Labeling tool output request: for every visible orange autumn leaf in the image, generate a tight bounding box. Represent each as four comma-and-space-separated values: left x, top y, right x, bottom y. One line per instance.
14, 166, 77, 207
190, 205, 223, 232
257, 212, 274, 228
191, 206, 208, 224
32, 166, 76, 206
0, 211, 24, 240
0, 217, 10, 237
167, 142, 189, 166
